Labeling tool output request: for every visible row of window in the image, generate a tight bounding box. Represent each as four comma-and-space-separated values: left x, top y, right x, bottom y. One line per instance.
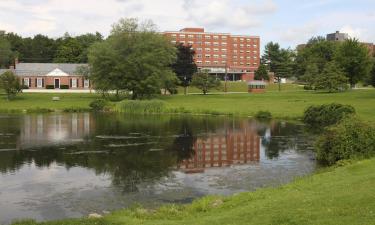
196, 54, 258, 60
196, 61, 258, 66
171, 40, 258, 48
195, 48, 258, 55
23, 78, 90, 88
170, 34, 258, 43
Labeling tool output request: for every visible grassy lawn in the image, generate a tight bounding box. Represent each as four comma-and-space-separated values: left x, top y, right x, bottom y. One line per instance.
166, 85, 375, 121
1, 84, 375, 122
13, 158, 375, 225
0, 93, 99, 112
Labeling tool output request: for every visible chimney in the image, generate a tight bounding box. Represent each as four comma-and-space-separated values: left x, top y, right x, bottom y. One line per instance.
14, 58, 19, 69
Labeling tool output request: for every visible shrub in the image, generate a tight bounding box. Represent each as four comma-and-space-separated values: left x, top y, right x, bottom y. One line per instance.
117, 100, 166, 114
46, 85, 54, 89
60, 85, 69, 89
303, 103, 355, 128
255, 111, 272, 120
315, 116, 375, 165
89, 99, 109, 112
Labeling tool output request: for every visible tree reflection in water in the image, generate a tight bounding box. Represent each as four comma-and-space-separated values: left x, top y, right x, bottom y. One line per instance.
0, 114, 314, 192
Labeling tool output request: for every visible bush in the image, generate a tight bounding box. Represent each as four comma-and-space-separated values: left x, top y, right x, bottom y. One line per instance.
89, 99, 109, 112
315, 116, 375, 165
60, 85, 69, 89
117, 100, 166, 114
255, 111, 272, 120
46, 85, 54, 89
303, 103, 355, 128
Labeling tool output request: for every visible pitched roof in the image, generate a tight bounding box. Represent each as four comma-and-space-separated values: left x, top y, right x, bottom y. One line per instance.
15, 63, 88, 76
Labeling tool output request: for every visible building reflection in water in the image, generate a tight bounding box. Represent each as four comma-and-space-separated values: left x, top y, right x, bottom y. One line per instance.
18, 113, 93, 149
178, 122, 261, 173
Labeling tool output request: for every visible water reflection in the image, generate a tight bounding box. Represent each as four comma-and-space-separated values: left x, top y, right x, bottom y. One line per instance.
0, 113, 316, 224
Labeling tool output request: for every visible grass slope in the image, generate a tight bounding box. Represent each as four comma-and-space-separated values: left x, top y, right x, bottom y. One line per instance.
13, 159, 375, 225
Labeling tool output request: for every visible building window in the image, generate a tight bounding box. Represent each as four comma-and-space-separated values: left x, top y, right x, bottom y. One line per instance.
197, 48, 202, 51
171, 34, 177, 37
23, 78, 30, 87
171, 41, 176, 44
214, 61, 219, 64
222, 55, 227, 58
253, 44, 258, 48
37, 78, 43, 88
213, 55, 219, 58
205, 35, 211, 39
233, 56, 238, 59
71, 78, 77, 88
213, 36, 219, 40
84, 79, 90, 88
246, 38, 251, 42
233, 38, 238, 42
213, 48, 219, 52
188, 34, 194, 38
205, 61, 211, 65
205, 48, 211, 52
188, 41, 194, 45
240, 44, 244, 47
240, 50, 244, 53
233, 44, 238, 47
205, 42, 211, 46
179, 34, 186, 38
222, 36, 227, 40
233, 50, 238, 53
197, 54, 202, 58
205, 54, 211, 58
221, 42, 227, 46
197, 61, 202, 64
197, 35, 202, 39
222, 49, 227, 52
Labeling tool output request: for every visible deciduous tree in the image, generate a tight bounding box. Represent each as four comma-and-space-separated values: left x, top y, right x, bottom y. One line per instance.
335, 38, 372, 88
314, 62, 348, 92
191, 70, 221, 95
0, 71, 22, 100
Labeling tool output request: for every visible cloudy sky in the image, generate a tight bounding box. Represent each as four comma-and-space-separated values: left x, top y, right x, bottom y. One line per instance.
0, 0, 374, 49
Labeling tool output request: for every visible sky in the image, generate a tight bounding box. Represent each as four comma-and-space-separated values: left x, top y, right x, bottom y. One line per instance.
0, 0, 374, 49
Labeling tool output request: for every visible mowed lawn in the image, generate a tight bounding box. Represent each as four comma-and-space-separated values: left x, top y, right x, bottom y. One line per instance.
0, 84, 374, 122
165, 85, 375, 121
13, 158, 375, 225
0, 93, 99, 112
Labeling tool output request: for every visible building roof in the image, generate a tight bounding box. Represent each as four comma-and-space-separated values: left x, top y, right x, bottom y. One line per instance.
14, 63, 88, 76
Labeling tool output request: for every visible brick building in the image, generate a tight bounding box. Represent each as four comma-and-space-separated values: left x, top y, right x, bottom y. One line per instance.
9, 61, 91, 90
164, 28, 261, 82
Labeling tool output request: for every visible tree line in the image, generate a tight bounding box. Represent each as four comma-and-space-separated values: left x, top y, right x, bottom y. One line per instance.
0, 31, 104, 67
258, 37, 375, 91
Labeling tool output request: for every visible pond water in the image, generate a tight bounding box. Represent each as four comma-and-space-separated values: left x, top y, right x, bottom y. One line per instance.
0, 113, 316, 224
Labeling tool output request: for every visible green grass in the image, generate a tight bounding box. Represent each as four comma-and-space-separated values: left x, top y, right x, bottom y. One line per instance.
164, 85, 375, 121
0, 93, 99, 113
12, 158, 375, 225
1, 84, 375, 122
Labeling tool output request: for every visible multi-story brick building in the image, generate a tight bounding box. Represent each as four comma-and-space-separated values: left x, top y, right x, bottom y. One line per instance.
164, 28, 260, 81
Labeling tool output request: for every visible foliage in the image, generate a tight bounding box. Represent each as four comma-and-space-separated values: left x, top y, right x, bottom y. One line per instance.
370, 60, 375, 87
303, 103, 355, 127
46, 85, 55, 89
313, 62, 349, 92
3, 31, 103, 64
171, 43, 197, 94
315, 116, 375, 165
294, 38, 338, 77
254, 111, 272, 120
262, 42, 294, 91
60, 85, 69, 89
89, 99, 110, 111
191, 71, 221, 95
88, 18, 177, 99
335, 38, 373, 87
117, 100, 166, 114
0, 71, 22, 100
254, 64, 269, 81
0, 36, 13, 68
300, 63, 319, 89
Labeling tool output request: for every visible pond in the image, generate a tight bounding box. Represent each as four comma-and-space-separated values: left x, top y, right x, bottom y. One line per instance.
0, 113, 316, 224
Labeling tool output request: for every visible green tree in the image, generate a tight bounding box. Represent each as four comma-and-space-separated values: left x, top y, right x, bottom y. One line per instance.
254, 64, 269, 81
314, 62, 348, 92
262, 42, 294, 91
0, 71, 22, 100
0, 36, 13, 68
300, 63, 319, 89
172, 43, 197, 95
88, 18, 177, 99
335, 38, 372, 88
371, 61, 375, 87
294, 38, 338, 78
191, 70, 221, 95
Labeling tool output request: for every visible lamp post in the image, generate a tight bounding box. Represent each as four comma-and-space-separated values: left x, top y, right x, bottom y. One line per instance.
224, 61, 228, 93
